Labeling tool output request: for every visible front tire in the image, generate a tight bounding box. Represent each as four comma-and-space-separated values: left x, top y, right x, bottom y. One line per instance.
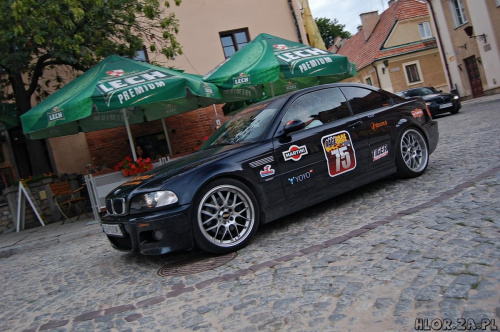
192, 179, 259, 254
396, 128, 429, 178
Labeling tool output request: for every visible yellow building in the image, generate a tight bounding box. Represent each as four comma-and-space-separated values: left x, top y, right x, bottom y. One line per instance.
336, 0, 449, 94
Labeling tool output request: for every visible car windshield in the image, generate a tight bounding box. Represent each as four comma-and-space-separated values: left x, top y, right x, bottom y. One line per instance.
403, 87, 435, 97
199, 99, 285, 150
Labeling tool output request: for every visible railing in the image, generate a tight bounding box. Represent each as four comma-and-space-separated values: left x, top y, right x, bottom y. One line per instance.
85, 157, 169, 221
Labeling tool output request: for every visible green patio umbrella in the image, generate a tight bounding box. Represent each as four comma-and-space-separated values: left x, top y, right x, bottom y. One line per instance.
203, 33, 356, 108
20, 55, 222, 158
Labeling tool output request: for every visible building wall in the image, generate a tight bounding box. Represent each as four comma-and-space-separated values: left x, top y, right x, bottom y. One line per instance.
48, 0, 308, 175
489, 0, 500, 49
150, 0, 308, 74
386, 50, 447, 92
83, 105, 228, 170
429, 0, 500, 99
385, 17, 436, 48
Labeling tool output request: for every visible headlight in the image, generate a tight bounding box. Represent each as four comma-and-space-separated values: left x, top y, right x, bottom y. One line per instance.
426, 102, 432, 106
130, 191, 178, 211
453, 95, 459, 100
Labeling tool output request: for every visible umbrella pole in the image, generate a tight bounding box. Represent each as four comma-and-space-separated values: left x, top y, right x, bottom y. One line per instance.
122, 109, 137, 160
270, 82, 275, 97
161, 119, 172, 157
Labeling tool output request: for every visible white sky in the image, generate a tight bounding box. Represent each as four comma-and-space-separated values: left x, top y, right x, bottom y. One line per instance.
308, 0, 387, 35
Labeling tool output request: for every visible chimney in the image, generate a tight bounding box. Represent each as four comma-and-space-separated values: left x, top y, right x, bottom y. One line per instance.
360, 11, 380, 41
388, 0, 397, 6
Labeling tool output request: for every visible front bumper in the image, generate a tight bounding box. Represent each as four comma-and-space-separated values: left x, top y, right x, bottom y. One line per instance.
428, 101, 460, 115
101, 204, 194, 255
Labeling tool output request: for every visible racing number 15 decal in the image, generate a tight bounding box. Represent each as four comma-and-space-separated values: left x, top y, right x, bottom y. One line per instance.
321, 131, 357, 177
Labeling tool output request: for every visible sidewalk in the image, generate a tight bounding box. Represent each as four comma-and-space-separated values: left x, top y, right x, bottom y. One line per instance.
0, 217, 102, 259
461, 92, 500, 105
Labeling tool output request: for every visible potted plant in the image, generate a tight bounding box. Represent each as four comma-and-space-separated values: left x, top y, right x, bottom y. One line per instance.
114, 157, 152, 177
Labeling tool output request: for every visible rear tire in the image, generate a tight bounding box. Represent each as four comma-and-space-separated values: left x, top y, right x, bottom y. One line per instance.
192, 178, 259, 254
396, 128, 429, 178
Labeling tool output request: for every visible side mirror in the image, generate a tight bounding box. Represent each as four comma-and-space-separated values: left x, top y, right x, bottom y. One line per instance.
283, 119, 305, 135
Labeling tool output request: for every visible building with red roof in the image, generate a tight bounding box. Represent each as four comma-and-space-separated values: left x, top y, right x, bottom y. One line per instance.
334, 0, 448, 94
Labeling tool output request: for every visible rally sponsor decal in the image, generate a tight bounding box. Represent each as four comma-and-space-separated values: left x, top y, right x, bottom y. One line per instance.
372, 144, 389, 161
96, 70, 172, 106
411, 108, 424, 118
283, 145, 308, 161
321, 131, 357, 177
371, 120, 388, 130
233, 73, 251, 85
48, 107, 65, 123
288, 169, 313, 185
260, 165, 275, 178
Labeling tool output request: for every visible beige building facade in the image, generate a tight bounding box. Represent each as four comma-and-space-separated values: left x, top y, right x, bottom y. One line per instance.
337, 0, 449, 94
47, 0, 309, 175
427, 0, 500, 98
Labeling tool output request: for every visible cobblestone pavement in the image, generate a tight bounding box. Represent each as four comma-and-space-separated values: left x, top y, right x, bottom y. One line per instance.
1, 98, 499, 332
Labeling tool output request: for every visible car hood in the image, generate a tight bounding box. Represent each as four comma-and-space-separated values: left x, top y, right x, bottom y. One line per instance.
108, 144, 246, 198
421, 93, 454, 101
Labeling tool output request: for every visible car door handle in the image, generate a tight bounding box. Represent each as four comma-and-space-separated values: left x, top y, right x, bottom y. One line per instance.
348, 120, 362, 129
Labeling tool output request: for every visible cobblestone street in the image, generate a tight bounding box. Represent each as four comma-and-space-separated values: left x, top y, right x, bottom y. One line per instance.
0, 97, 499, 332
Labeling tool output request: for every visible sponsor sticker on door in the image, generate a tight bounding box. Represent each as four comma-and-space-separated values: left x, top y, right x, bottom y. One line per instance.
321, 131, 357, 177
372, 144, 389, 161
283, 145, 308, 161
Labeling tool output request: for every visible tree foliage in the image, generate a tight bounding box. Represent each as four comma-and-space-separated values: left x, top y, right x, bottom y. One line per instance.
0, 0, 183, 114
315, 17, 351, 50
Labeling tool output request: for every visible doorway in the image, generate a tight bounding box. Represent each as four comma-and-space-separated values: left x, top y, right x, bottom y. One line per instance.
463, 56, 484, 98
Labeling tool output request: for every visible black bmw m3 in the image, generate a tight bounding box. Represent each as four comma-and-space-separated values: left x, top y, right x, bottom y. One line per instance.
102, 83, 439, 255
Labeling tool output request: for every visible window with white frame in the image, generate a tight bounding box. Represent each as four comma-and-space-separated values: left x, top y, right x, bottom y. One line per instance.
418, 22, 432, 39
450, 0, 467, 27
403, 61, 423, 85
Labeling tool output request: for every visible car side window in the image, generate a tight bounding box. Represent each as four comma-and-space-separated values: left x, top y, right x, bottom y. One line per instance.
281, 88, 351, 131
340, 87, 392, 115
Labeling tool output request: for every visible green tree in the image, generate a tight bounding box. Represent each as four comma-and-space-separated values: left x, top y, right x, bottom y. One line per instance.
0, 0, 182, 176
315, 17, 351, 50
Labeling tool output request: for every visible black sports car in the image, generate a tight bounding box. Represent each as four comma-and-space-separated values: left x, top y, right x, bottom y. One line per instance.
396, 87, 460, 116
102, 83, 439, 255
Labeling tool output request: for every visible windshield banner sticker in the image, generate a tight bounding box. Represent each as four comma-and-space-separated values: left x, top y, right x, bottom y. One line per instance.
283, 145, 308, 161
321, 131, 357, 177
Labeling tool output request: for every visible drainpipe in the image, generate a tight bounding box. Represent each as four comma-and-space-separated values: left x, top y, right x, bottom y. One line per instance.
288, 0, 303, 43
425, 0, 455, 92
372, 61, 382, 89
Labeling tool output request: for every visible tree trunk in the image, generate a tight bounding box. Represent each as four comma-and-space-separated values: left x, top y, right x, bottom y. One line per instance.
10, 74, 53, 177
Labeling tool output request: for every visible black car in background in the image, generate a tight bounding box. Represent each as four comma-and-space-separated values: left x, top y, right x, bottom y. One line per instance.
102, 83, 439, 255
396, 87, 461, 116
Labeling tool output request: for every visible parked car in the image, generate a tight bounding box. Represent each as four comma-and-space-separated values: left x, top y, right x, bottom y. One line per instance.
396, 87, 460, 116
102, 83, 439, 255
